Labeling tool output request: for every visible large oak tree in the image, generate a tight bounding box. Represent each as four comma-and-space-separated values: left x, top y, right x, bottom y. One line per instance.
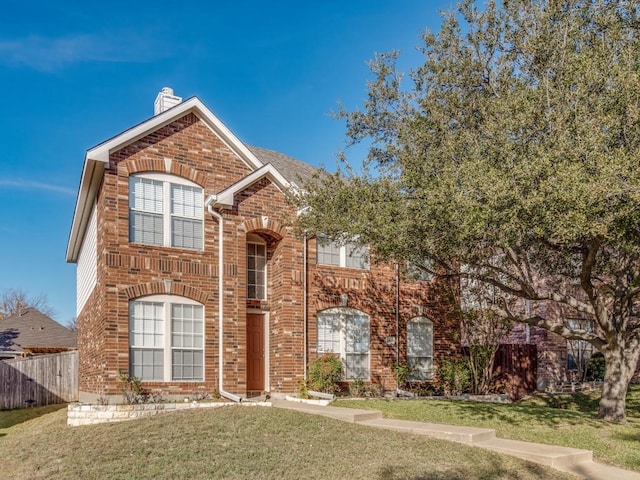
297, 0, 640, 422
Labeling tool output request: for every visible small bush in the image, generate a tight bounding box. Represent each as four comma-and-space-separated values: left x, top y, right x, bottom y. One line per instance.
437, 358, 471, 395
392, 361, 411, 387
298, 378, 310, 399
585, 353, 605, 381
308, 353, 343, 393
117, 370, 146, 404
349, 379, 367, 397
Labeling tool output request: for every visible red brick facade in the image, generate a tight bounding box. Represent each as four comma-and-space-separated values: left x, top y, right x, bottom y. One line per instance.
71, 98, 460, 401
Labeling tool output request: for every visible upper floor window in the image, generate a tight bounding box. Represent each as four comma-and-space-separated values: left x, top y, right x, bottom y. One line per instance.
129, 174, 203, 250
407, 317, 433, 380
317, 236, 369, 270
406, 259, 434, 282
247, 234, 267, 300
317, 308, 370, 380
129, 295, 204, 382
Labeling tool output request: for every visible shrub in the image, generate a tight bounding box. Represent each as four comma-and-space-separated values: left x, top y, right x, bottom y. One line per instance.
308, 353, 343, 393
437, 358, 471, 395
349, 379, 367, 397
298, 378, 310, 399
586, 353, 605, 381
117, 370, 146, 404
392, 361, 411, 387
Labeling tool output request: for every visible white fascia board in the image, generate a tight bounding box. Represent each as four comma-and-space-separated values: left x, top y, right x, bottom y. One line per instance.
66, 158, 105, 262
85, 98, 263, 170
66, 96, 266, 262
206, 163, 292, 209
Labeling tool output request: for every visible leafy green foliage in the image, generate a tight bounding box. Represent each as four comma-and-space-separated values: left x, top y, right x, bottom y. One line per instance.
296, 0, 640, 422
586, 353, 606, 382
437, 358, 471, 395
307, 354, 343, 394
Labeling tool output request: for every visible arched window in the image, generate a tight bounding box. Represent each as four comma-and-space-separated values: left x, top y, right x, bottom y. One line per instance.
129, 295, 204, 381
129, 173, 203, 250
246, 234, 267, 300
317, 308, 370, 380
407, 317, 433, 380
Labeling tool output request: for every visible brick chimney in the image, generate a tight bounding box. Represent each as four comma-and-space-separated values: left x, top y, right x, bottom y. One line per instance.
154, 87, 182, 115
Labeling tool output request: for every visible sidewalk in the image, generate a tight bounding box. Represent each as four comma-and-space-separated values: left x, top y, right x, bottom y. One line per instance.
272, 399, 640, 480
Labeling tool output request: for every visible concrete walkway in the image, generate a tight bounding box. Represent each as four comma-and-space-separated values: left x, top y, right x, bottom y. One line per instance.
272, 399, 640, 480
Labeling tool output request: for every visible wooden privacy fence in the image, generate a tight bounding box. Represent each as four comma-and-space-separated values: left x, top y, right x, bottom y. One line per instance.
0, 351, 78, 409
493, 344, 537, 400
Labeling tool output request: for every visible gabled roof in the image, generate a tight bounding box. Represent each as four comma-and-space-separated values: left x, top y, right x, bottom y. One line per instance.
66, 96, 322, 263
205, 163, 292, 210
248, 146, 319, 188
0, 309, 77, 354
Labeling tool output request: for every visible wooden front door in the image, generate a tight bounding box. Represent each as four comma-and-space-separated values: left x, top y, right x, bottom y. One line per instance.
246, 313, 265, 391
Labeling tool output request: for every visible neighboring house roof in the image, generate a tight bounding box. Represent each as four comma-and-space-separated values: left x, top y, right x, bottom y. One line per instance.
66, 96, 321, 263
0, 309, 77, 355
248, 146, 319, 188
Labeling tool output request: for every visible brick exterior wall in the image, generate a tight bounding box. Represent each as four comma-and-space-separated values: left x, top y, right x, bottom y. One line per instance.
76, 112, 460, 400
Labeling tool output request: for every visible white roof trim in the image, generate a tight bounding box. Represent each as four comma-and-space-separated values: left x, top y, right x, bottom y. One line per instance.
205, 163, 292, 210
66, 96, 265, 263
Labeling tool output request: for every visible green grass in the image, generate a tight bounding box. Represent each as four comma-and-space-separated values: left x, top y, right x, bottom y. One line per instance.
0, 405, 573, 479
335, 385, 640, 472
0, 404, 66, 430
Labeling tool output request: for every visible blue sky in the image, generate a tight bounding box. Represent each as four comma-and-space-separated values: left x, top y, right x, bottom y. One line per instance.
0, 0, 453, 325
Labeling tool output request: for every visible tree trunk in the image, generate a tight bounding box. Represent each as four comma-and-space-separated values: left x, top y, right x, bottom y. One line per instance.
598, 345, 639, 423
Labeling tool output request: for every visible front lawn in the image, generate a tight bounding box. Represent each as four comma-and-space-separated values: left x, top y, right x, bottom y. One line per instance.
335, 385, 640, 472
0, 405, 573, 479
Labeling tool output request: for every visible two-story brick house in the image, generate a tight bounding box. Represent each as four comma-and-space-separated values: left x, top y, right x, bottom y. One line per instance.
66, 88, 460, 402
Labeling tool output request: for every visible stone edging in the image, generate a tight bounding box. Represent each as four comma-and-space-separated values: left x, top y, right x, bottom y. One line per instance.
67, 401, 271, 427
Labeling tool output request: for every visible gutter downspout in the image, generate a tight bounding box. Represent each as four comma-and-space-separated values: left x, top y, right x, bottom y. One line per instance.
207, 201, 242, 403
303, 232, 308, 379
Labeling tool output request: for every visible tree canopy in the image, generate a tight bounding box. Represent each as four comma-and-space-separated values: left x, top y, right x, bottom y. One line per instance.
296, 0, 640, 422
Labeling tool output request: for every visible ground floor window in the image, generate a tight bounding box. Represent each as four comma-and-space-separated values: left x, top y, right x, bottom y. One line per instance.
317, 308, 370, 380
407, 317, 433, 380
129, 295, 204, 381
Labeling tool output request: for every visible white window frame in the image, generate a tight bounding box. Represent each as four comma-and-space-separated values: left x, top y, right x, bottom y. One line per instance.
247, 234, 267, 300
316, 307, 370, 380
129, 295, 205, 382
316, 236, 369, 270
407, 317, 433, 381
129, 173, 204, 250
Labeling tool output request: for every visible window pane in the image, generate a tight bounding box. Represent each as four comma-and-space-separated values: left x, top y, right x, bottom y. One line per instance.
408, 357, 433, 381
172, 350, 204, 381
130, 211, 163, 245
317, 236, 340, 266
247, 241, 266, 300
345, 243, 369, 269
407, 319, 433, 357
172, 217, 203, 249
171, 184, 203, 218
130, 348, 163, 381
317, 314, 340, 353
407, 318, 433, 380
170, 304, 203, 381
129, 301, 163, 348
345, 353, 369, 380
346, 315, 369, 354
129, 177, 163, 213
